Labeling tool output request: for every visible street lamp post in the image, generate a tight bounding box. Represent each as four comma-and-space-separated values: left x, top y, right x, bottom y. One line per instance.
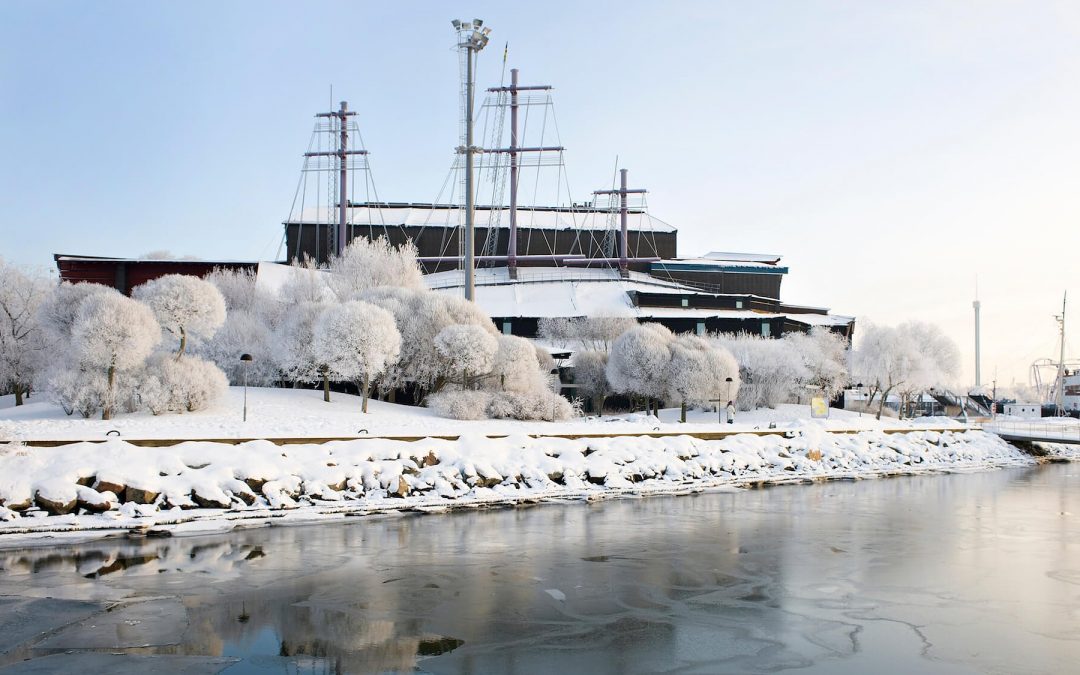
721, 376, 733, 423
240, 353, 253, 422
452, 18, 492, 301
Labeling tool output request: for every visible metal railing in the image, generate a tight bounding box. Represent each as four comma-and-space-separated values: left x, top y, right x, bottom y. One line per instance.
982, 420, 1080, 443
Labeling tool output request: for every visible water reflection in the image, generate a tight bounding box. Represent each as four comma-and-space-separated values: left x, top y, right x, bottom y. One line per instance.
0, 465, 1077, 674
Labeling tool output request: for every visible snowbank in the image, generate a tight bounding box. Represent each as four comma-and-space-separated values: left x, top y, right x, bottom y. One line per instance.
0, 386, 963, 443
0, 426, 1034, 547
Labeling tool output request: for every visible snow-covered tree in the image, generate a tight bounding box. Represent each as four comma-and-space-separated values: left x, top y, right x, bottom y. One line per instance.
328, 237, 425, 301
0, 260, 53, 405
784, 328, 851, 402
606, 323, 674, 414
851, 323, 921, 419
37, 282, 119, 347
204, 266, 281, 326
278, 258, 334, 305
195, 309, 279, 386
367, 290, 497, 397
434, 324, 498, 389
313, 301, 401, 412
69, 293, 161, 420
489, 335, 541, 391
572, 350, 610, 415
538, 315, 637, 351
711, 332, 808, 411
667, 335, 740, 422
276, 302, 328, 393
133, 275, 226, 358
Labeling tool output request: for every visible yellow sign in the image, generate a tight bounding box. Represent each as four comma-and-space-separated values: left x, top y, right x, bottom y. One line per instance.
810, 397, 829, 419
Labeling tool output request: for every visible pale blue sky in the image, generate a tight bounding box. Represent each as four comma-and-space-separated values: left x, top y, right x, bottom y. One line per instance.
1, 1, 1077, 386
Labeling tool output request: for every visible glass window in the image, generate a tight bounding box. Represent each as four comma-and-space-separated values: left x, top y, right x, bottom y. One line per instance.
502, 321, 512, 335
735, 300, 743, 309
761, 322, 771, 337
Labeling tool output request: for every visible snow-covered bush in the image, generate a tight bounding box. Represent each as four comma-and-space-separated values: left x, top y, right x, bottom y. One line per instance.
784, 328, 851, 402
195, 309, 280, 386
434, 324, 499, 388
137, 354, 229, 414
0, 259, 53, 405
487, 389, 576, 421
328, 237, 425, 300
606, 323, 674, 411
667, 335, 740, 421
312, 301, 401, 411
46, 367, 113, 418
427, 389, 493, 420
68, 293, 161, 420
133, 275, 227, 357
711, 332, 808, 411
572, 350, 610, 415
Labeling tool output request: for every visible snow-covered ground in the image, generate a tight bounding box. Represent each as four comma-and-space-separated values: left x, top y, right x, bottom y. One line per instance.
0, 387, 1063, 549
0, 386, 962, 442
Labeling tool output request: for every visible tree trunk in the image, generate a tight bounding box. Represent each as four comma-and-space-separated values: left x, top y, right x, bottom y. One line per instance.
102, 364, 115, 421
876, 386, 893, 420
463, 368, 469, 390
322, 369, 331, 403
389, 388, 396, 404
177, 326, 187, 359
362, 375, 370, 414
680, 400, 687, 423
13, 383, 23, 407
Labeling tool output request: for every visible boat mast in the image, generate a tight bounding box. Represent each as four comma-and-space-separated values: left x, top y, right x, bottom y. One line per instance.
309, 102, 366, 258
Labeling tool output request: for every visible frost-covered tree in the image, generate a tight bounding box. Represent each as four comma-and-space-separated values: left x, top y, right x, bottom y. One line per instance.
278, 258, 334, 305
784, 328, 851, 402
851, 323, 921, 419
204, 266, 281, 326
195, 309, 280, 386
489, 335, 541, 391
572, 350, 610, 415
667, 335, 740, 422
606, 323, 674, 415
434, 324, 498, 389
69, 293, 161, 420
0, 260, 53, 405
133, 275, 226, 358
37, 282, 119, 347
276, 302, 328, 394
711, 332, 808, 411
538, 315, 637, 351
313, 301, 401, 412
893, 321, 961, 417
366, 290, 497, 398
328, 237, 425, 301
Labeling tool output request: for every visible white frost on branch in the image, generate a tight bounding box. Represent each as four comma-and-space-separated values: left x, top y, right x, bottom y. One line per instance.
133, 274, 226, 357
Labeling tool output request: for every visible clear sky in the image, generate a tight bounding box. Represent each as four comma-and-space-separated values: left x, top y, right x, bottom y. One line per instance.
1, 0, 1076, 388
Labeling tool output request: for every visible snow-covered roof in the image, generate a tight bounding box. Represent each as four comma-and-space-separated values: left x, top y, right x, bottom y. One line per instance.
703, 252, 783, 264
427, 266, 845, 325
285, 204, 676, 233
784, 313, 855, 328
652, 259, 788, 274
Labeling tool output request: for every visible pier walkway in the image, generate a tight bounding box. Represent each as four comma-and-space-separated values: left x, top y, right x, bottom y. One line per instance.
982, 420, 1080, 445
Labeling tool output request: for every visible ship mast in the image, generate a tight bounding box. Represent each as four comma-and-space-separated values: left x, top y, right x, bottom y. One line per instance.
1054, 292, 1068, 414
